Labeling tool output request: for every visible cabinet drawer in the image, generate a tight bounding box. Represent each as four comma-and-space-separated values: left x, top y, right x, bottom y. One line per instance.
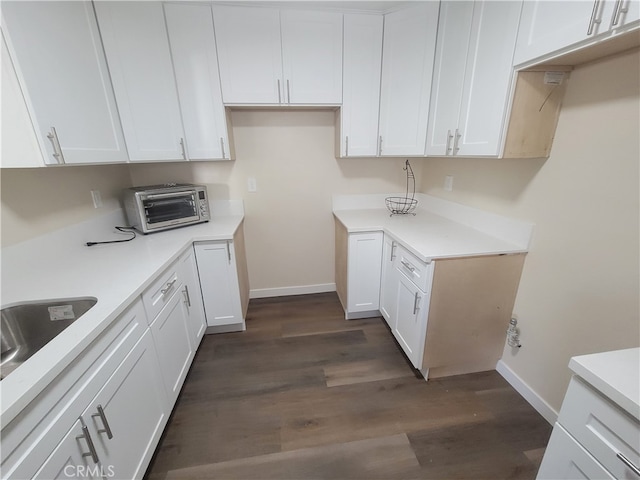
142, 260, 183, 322
394, 243, 431, 292
537, 423, 615, 480
559, 376, 640, 479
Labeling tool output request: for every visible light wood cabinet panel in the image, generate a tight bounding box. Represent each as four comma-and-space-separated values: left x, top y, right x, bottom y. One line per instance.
422, 254, 526, 378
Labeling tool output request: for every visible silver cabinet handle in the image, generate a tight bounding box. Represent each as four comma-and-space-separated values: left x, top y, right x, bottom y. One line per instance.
453, 128, 461, 154
390, 242, 397, 262
180, 138, 187, 160
587, 0, 603, 35
46, 127, 65, 164
92, 404, 113, 440
378, 135, 383, 156
226, 241, 231, 263
345, 136, 349, 157
446, 130, 453, 155
400, 260, 416, 272
277, 79, 282, 104
76, 422, 99, 463
183, 285, 191, 307
611, 0, 628, 26
161, 279, 177, 295
617, 453, 640, 477
220, 137, 226, 159
286, 79, 291, 104
412, 292, 421, 315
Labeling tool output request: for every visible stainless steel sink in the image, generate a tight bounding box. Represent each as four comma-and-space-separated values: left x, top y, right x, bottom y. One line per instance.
1, 297, 97, 380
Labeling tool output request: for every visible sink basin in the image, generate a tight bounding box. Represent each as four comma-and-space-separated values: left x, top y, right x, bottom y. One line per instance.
1, 297, 97, 380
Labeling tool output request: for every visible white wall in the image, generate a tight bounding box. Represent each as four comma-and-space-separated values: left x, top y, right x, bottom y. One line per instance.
129, 109, 418, 296
419, 49, 640, 413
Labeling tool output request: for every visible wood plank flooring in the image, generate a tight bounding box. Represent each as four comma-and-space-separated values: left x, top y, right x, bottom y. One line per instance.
145, 292, 552, 480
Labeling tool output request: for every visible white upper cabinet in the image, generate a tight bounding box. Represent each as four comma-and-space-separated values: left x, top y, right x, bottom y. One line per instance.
164, 3, 231, 160
94, 1, 186, 162
378, 3, 439, 157
280, 10, 343, 104
213, 5, 283, 104
426, 1, 523, 157
1, 1, 128, 165
514, 0, 640, 66
213, 5, 343, 105
340, 14, 383, 157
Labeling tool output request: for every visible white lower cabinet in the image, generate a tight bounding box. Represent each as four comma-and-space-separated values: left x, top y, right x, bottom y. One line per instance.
537, 375, 640, 479
178, 248, 207, 347
379, 235, 397, 325
1, 300, 167, 480
194, 240, 245, 330
148, 283, 194, 405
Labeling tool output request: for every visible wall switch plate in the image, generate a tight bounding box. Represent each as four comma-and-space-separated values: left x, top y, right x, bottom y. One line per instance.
247, 177, 257, 193
444, 175, 454, 192
90, 190, 102, 208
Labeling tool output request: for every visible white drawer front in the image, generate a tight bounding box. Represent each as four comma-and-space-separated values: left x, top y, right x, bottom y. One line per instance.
559, 376, 640, 479
142, 261, 182, 322
537, 423, 615, 480
394, 243, 430, 292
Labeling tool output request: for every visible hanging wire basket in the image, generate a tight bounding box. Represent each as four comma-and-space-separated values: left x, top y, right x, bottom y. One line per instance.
386, 159, 418, 216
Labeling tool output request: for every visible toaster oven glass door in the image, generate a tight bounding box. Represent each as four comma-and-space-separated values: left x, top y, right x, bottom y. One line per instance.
142, 191, 199, 229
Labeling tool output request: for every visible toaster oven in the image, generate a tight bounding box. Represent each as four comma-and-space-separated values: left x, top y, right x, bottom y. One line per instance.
123, 183, 210, 234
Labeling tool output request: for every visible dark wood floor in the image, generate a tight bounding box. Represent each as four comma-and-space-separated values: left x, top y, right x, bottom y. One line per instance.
145, 292, 552, 480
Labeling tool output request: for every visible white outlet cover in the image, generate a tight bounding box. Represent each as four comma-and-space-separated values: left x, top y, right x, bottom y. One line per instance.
444, 175, 453, 192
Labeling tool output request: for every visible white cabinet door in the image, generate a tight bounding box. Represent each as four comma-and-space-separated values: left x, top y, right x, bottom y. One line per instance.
178, 248, 207, 347
164, 3, 231, 161
393, 272, 428, 369
340, 14, 383, 157
379, 235, 398, 327
514, 0, 640, 66
457, 1, 522, 156
94, 1, 186, 162
32, 419, 101, 480
347, 232, 383, 314
280, 10, 342, 104
1, 1, 127, 165
83, 329, 167, 480
426, 1, 522, 157
378, 2, 439, 156
149, 289, 193, 404
425, 1, 474, 156
194, 241, 244, 328
213, 5, 283, 104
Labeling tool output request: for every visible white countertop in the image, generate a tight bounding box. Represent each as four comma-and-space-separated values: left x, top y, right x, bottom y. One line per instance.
569, 347, 640, 421
333, 208, 528, 262
0, 211, 243, 428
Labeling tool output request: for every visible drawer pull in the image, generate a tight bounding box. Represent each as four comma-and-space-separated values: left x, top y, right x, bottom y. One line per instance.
183, 285, 191, 307
76, 423, 99, 463
390, 242, 397, 262
401, 260, 416, 273
161, 279, 177, 295
587, 0, 603, 35
617, 453, 640, 477
92, 404, 114, 439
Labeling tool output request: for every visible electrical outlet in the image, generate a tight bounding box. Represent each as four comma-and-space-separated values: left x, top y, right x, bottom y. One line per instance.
247, 177, 257, 193
90, 190, 102, 208
444, 175, 454, 192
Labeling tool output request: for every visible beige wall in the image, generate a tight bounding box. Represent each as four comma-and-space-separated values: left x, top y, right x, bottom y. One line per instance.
130, 109, 418, 293
1, 165, 133, 246
420, 49, 640, 412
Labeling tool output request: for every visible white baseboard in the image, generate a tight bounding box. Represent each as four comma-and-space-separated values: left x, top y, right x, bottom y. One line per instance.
496, 360, 558, 425
250, 283, 336, 299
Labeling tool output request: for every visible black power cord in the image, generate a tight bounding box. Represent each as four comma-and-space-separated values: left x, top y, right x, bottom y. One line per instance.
86, 226, 137, 247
